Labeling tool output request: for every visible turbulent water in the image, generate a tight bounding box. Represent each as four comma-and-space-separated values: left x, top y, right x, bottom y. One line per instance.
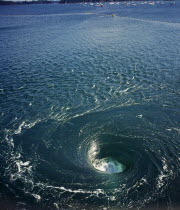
0, 2, 180, 209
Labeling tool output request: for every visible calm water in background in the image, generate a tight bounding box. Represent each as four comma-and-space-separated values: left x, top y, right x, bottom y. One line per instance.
0, 2, 180, 209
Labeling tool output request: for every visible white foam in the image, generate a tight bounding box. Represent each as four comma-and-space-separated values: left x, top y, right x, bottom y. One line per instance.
54, 203, 59, 209
16, 161, 21, 173
14, 121, 26, 134
92, 158, 126, 174
136, 114, 143, 118
88, 142, 125, 174
9, 137, 14, 147
156, 157, 173, 189
21, 161, 30, 166
88, 141, 99, 161
15, 160, 32, 174
14, 120, 41, 135
32, 194, 41, 201
46, 185, 104, 195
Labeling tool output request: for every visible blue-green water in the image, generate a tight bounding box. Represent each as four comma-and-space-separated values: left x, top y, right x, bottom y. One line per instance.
0, 2, 180, 209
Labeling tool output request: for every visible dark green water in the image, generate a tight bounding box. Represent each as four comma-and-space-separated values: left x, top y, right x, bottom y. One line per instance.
0, 2, 180, 209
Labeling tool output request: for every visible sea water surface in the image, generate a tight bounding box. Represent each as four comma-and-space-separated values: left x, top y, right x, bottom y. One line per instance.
0, 2, 180, 209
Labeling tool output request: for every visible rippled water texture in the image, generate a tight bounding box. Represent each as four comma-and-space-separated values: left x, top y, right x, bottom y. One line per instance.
0, 2, 180, 209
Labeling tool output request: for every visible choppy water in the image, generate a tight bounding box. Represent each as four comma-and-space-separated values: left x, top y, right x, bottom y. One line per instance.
0, 2, 180, 209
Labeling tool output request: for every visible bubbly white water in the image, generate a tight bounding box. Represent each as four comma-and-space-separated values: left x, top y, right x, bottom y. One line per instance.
92, 157, 126, 174
88, 141, 126, 174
